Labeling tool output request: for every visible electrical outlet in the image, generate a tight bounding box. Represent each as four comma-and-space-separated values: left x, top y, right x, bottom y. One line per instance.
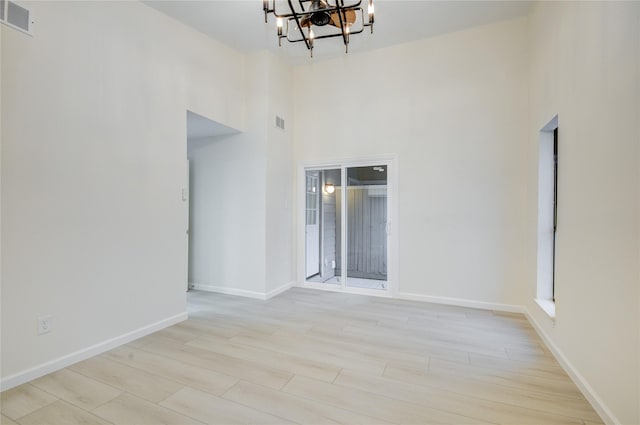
37, 315, 52, 335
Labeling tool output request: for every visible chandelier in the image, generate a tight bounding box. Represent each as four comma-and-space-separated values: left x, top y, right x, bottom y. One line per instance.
263, 0, 375, 58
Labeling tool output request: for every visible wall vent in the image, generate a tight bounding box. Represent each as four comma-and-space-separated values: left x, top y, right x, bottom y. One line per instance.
1, 0, 33, 35
275, 115, 285, 130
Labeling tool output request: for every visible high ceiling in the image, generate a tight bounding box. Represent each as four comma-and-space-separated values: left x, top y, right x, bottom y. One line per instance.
144, 0, 533, 63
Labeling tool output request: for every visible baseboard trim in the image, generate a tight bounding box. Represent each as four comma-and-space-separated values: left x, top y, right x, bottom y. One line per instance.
191, 282, 296, 301
0, 311, 187, 392
192, 284, 267, 300
397, 291, 525, 314
265, 281, 295, 300
524, 309, 620, 425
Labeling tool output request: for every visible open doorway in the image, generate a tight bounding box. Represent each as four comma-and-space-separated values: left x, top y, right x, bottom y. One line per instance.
185, 111, 240, 291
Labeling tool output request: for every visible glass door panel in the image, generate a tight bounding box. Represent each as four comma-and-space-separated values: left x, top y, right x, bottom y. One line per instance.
305, 169, 341, 285
345, 166, 388, 290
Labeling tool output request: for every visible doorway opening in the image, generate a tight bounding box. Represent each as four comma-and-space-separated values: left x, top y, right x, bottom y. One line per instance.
301, 159, 394, 295
186, 110, 240, 292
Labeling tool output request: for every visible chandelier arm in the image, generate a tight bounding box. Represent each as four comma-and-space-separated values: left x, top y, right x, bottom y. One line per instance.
299, 0, 364, 9
334, 2, 349, 47
334, 0, 363, 8
287, 0, 312, 50
271, 0, 362, 18
287, 26, 363, 43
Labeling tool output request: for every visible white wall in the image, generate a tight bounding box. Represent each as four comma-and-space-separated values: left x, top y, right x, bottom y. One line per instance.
1, 1, 246, 385
526, 2, 640, 424
0, 18, 3, 360
265, 53, 295, 294
293, 18, 529, 306
187, 52, 267, 297
187, 130, 267, 296
187, 51, 294, 298
637, 14, 640, 418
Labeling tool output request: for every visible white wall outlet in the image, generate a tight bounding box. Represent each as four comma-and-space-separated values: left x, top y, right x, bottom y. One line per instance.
37, 315, 52, 335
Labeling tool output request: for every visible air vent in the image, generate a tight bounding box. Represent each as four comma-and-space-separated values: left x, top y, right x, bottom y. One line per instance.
1, 0, 33, 35
275, 115, 285, 130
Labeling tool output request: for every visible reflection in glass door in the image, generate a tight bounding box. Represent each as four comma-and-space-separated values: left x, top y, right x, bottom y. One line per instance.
304, 164, 388, 292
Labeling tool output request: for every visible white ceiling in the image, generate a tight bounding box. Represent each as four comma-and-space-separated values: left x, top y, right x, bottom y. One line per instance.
144, 0, 534, 63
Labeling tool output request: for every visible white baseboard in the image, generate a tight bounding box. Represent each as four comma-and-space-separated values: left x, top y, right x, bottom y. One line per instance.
191, 282, 295, 301
191, 283, 267, 300
397, 291, 525, 314
265, 281, 295, 300
524, 309, 619, 425
0, 311, 187, 392
295, 281, 393, 298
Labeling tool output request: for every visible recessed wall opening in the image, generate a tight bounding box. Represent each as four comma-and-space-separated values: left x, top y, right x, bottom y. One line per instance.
536, 115, 558, 318
186, 110, 241, 292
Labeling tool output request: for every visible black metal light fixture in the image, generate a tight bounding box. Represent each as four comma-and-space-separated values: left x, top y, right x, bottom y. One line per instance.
263, 0, 375, 58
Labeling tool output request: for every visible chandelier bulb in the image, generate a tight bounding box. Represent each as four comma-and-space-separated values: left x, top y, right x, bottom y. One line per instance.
344, 24, 350, 51
276, 17, 283, 36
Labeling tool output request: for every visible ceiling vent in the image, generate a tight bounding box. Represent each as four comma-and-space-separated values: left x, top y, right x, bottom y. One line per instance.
1, 0, 34, 35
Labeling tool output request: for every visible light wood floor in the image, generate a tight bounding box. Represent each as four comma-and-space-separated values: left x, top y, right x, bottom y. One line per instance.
1, 288, 602, 425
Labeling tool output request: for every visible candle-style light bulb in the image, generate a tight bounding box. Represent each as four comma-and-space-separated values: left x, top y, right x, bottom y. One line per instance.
368, 0, 375, 23
344, 25, 350, 53
277, 17, 283, 36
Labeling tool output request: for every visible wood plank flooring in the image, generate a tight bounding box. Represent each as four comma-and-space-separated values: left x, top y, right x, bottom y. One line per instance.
1, 288, 603, 424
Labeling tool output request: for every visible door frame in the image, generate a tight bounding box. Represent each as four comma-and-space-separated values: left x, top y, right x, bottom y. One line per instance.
296, 155, 398, 297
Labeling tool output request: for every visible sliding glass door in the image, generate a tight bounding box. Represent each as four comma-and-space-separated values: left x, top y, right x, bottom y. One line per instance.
304, 163, 389, 292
